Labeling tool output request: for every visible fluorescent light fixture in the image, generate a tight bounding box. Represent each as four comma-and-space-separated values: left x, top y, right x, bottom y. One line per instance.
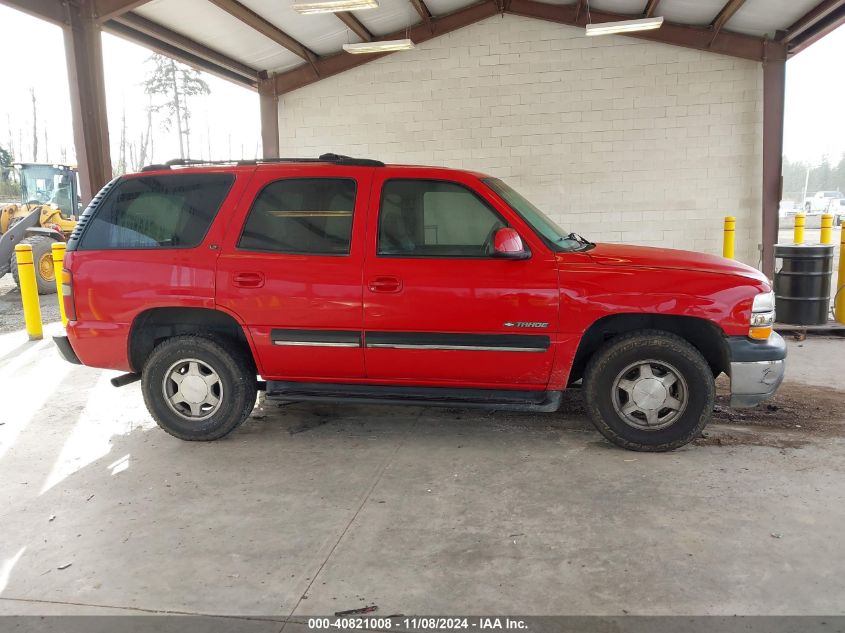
342, 38, 415, 54
293, 0, 378, 14
585, 16, 664, 36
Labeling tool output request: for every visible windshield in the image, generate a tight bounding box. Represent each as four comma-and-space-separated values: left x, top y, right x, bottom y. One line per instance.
19, 165, 75, 215
483, 178, 587, 251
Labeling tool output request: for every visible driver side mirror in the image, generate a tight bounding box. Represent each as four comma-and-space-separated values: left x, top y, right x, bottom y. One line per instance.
491, 227, 530, 260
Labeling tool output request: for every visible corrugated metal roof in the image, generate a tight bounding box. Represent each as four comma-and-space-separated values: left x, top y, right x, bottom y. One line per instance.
238, 0, 365, 54
134, 0, 303, 72
118, 0, 839, 86
728, 0, 821, 37
354, 0, 424, 36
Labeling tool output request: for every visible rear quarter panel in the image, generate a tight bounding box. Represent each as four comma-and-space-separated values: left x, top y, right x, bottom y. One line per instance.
66, 169, 253, 371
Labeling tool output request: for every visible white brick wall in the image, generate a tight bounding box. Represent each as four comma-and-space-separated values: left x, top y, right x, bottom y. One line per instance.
279, 15, 764, 266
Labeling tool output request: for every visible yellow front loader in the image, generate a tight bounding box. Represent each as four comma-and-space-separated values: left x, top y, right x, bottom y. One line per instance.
0, 164, 79, 294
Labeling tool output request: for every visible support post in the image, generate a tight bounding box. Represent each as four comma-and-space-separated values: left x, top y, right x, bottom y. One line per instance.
836, 228, 845, 324
259, 76, 280, 159
15, 244, 43, 341
52, 242, 68, 327
761, 58, 785, 277
793, 213, 805, 245
723, 216, 736, 259
820, 213, 833, 244
64, 0, 112, 204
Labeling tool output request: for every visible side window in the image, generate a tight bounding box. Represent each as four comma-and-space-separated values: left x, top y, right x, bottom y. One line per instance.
378, 180, 505, 258
238, 178, 357, 255
78, 173, 233, 250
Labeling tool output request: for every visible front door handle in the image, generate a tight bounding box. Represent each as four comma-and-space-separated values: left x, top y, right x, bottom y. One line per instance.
368, 276, 402, 293
233, 271, 265, 288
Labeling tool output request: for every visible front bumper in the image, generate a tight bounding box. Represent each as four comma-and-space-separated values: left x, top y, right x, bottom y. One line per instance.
727, 333, 786, 408
53, 335, 82, 365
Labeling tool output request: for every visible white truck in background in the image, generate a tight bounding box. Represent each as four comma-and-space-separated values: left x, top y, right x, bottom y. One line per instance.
803, 190, 843, 216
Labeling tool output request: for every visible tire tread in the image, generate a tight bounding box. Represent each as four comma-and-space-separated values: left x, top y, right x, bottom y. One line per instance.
582, 329, 714, 452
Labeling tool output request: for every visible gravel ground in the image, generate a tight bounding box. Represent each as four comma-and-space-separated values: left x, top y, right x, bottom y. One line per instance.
0, 273, 62, 334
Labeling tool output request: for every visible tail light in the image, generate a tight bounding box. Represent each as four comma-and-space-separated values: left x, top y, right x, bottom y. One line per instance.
62, 268, 77, 322
749, 291, 774, 340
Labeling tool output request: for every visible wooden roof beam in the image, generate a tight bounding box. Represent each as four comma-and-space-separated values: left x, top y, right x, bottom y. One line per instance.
784, 2, 845, 55
409, 0, 434, 31
206, 0, 317, 62
93, 0, 153, 23
710, 0, 748, 38
271, 1, 498, 94
108, 12, 260, 87
780, 0, 845, 43
335, 11, 373, 41
506, 0, 784, 62
643, 0, 660, 18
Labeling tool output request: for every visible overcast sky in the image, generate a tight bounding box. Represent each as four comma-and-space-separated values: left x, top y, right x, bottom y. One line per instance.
0, 5, 842, 168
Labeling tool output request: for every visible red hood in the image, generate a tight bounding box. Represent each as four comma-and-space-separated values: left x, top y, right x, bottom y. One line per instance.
583, 243, 768, 283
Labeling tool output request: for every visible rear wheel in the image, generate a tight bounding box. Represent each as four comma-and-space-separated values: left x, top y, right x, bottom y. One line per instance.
141, 335, 257, 441
11, 235, 58, 295
582, 330, 714, 452
804, 202, 812, 212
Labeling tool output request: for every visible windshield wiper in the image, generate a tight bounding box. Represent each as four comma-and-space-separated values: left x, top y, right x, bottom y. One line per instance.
565, 232, 595, 249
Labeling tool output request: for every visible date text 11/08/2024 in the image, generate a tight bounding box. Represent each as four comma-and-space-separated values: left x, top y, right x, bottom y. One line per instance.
307, 617, 529, 630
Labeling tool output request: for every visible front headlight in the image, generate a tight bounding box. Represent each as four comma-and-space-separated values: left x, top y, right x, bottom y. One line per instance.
749, 291, 775, 340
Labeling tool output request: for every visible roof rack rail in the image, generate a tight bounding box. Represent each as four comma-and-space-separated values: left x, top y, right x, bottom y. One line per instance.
141, 154, 384, 172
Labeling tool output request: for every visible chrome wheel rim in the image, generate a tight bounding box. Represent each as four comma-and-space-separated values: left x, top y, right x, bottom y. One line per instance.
611, 359, 688, 431
162, 358, 223, 421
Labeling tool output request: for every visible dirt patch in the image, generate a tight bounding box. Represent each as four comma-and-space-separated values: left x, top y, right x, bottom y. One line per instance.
712, 378, 845, 435
694, 428, 810, 449
0, 275, 62, 334
484, 382, 845, 449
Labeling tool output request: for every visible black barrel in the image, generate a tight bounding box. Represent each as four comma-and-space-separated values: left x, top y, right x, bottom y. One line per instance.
773, 244, 834, 325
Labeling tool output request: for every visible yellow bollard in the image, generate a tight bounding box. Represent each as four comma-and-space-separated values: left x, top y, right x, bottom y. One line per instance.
15, 244, 43, 340
820, 213, 833, 245
836, 227, 845, 325
51, 242, 68, 327
793, 213, 805, 245
722, 216, 736, 259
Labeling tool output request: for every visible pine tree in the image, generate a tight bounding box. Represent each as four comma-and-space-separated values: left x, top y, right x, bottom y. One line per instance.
143, 54, 210, 159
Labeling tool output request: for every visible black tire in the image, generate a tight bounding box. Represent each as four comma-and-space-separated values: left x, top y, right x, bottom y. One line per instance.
141, 335, 257, 441
11, 235, 58, 295
804, 202, 812, 212
582, 330, 714, 452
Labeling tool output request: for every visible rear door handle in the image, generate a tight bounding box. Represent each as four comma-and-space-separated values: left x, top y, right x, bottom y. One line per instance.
233, 271, 265, 288
368, 276, 402, 293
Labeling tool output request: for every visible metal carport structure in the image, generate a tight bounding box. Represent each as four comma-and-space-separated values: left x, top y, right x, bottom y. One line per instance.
2, 0, 844, 273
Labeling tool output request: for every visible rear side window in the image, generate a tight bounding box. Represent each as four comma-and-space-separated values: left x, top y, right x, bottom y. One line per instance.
238, 178, 356, 255
78, 173, 233, 250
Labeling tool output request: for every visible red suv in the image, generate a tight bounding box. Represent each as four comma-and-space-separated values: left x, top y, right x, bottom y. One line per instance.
54, 154, 785, 451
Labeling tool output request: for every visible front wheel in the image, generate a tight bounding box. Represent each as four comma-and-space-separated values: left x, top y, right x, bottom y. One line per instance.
582, 330, 714, 452
141, 336, 257, 441
804, 202, 812, 212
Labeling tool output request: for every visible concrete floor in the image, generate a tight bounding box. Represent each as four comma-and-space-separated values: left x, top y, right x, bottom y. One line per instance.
1, 318, 845, 625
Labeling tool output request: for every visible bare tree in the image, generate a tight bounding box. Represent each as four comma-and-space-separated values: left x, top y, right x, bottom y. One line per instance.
116, 107, 127, 175
144, 54, 210, 159
130, 99, 154, 172
30, 88, 38, 162
6, 114, 13, 160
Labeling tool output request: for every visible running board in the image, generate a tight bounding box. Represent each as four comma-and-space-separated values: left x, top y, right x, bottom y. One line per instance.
265, 382, 562, 413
